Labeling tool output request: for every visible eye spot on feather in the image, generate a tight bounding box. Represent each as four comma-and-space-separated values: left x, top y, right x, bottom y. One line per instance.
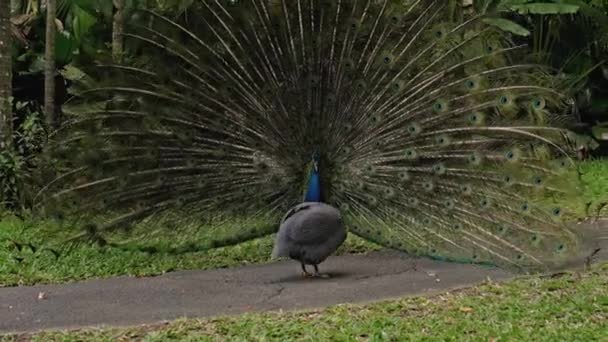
407, 123, 422, 135
480, 197, 491, 208
452, 222, 462, 230
308, 75, 320, 86
503, 174, 514, 186
497, 225, 508, 235
520, 202, 531, 213
461, 184, 473, 195
468, 112, 485, 126
530, 235, 541, 246
367, 195, 378, 207
404, 148, 418, 160
436, 134, 450, 146
464, 78, 479, 91
468, 152, 483, 165
383, 187, 396, 199
433, 163, 446, 175
390, 16, 399, 25
340, 146, 352, 155
498, 94, 515, 107
485, 44, 494, 54
532, 176, 543, 187
531, 97, 546, 110
504, 148, 521, 162
407, 197, 419, 206
443, 199, 455, 210
398, 171, 410, 182
392, 81, 403, 92
433, 100, 448, 113
422, 217, 432, 225
422, 180, 434, 192
558, 159, 569, 168
556, 243, 566, 253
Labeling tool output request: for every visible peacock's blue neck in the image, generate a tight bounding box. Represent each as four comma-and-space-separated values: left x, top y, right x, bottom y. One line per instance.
304, 169, 322, 202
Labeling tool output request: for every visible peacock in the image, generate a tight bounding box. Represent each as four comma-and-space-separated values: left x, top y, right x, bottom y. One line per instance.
36, 0, 606, 276
272, 150, 346, 277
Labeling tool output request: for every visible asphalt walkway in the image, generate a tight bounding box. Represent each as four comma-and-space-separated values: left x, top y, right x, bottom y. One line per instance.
0, 251, 512, 333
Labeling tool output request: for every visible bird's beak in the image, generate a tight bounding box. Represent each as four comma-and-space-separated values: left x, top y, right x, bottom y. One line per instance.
313, 160, 319, 172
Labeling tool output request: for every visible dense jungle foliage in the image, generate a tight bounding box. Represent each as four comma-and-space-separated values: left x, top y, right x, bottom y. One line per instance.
0, 0, 607, 215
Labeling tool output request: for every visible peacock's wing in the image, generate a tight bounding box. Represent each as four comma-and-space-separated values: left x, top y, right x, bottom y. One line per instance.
280, 203, 342, 245
38, 0, 603, 269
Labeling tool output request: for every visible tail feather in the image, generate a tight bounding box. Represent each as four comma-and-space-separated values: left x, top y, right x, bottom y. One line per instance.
37, 0, 601, 272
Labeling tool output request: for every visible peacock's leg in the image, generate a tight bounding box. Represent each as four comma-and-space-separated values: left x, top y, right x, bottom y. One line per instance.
313, 264, 330, 278
301, 262, 312, 277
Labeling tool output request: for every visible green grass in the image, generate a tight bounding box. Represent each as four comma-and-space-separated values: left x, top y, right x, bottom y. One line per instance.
3, 263, 607, 341
0, 216, 379, 287
543, 158, 608, 219
1, 158, 606, 288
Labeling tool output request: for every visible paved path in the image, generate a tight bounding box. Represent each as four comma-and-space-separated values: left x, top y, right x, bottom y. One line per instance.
0, 251, 513, 334
1, 219, 605, 334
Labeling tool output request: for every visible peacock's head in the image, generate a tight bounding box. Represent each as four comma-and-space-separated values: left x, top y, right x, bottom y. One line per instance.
304, 148, 323, 202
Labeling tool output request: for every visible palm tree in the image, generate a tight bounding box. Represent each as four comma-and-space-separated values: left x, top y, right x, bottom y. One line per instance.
0, 0, 13, 147
44, 0, 56, 129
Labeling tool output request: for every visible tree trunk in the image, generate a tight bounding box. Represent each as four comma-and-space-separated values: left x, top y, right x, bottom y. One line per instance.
112, 0, 125, 63
44, 0, 56, 129
0, 0, 12, 148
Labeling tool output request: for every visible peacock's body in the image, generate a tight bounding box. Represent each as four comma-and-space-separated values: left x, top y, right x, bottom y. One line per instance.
272, 201, 346, 277
39, 0, 605, 274
272, 151, 346, 277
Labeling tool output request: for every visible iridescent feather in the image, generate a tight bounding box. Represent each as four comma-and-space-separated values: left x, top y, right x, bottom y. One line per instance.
37, 0, 605, 273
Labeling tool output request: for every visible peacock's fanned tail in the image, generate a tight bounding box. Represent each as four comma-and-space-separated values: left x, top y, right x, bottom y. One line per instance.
39, 0, 597, 272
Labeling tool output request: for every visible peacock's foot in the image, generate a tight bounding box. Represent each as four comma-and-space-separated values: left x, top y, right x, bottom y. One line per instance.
301, 263, 312, 278
312, 264, 330, 278
313, 273, 331, 278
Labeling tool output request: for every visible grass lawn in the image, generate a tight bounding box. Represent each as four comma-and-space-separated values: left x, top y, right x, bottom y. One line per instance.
1, 158, 607, 287
0, 217, 379, 287
3, 262, 607, 341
